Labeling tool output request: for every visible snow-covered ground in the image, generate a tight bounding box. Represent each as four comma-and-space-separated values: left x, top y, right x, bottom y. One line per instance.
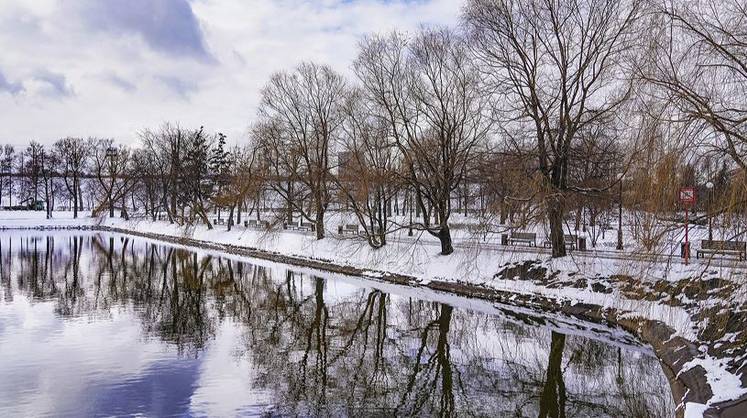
2, 209, 737, 282
1, 210, 746, 417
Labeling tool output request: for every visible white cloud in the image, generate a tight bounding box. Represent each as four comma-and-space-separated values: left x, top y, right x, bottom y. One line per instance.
0, 0, 462, 147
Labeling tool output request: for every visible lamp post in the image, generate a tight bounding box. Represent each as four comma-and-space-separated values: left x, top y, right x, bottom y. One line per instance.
105, 147, 118, 218
408, 189, 413, 236
617, 172, 624, 251
706, 181, 714, 241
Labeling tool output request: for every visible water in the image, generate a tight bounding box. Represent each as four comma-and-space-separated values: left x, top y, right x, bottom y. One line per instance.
0, 231, 675, 417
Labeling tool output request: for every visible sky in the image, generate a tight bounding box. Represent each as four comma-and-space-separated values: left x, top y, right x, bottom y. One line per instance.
0, 0, 462, 147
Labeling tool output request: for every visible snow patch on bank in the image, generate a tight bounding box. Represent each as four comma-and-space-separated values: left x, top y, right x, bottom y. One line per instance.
680, 356, 747, 405
490, 277, 697, 340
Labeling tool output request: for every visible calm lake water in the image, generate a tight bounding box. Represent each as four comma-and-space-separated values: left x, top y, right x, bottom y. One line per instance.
0, 231, 675, 417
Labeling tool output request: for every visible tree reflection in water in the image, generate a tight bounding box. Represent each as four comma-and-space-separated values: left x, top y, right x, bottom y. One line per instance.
0, 232, 675, 417
539, 332, 566, 418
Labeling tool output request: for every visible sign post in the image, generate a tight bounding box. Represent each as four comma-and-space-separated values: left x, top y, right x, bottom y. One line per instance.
679, 187, 696, 265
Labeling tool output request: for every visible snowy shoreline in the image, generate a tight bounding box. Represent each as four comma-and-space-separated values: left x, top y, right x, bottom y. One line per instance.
2, 212, 746, 417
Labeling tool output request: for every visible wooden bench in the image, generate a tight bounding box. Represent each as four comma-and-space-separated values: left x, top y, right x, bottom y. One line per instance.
299, 221, 316, 232
213, 218, 226, 225
508, 232, 537, 247
696, 240, 747, 261
338, 224, 361, 235
543, 234, 578, 250
284, 221, 315, 232
244, 219, 269, 229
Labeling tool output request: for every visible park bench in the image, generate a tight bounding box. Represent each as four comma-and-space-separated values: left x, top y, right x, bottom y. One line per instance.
284, 221, 316, 232
244, 219, 269, 229
543, 234, 578, 250
507, 231, 537, 247
299, 221, 316, 232
696, 240, 747, 261
213, 218, 226, 225
338, 224, 361, 235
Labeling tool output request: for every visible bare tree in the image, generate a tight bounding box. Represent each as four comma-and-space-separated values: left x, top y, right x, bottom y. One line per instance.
464, 0, 642, 257
354, 28, 490, 254
253, 119, 301, 226
214, 144, 263, 231
0, 145, 14, 207
257, 62, 348, 239
19, 141, 45, 208
90, 138, 132, 219
139, 123, 188, 224
40, 146, 59, 219
131, 147, 163, 221
567, 116, 621, 244
54, 137, 88, 218
336, 88, 401, 248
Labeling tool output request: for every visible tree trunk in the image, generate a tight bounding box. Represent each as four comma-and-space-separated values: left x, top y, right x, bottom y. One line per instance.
72, 176, 78, 219
78, 183, 84, 213
170, 188, 177, 223
582, 207, 587, 233
45, 180, 51, 219
438, 225, 454, 255
227, 205, 235, 231
198, 209, 213, 230
121, 193, 128, 220
315, 201, 325, 240
547, 199, 567, 258
108, 185, 114, 218
286, 181, 294, 224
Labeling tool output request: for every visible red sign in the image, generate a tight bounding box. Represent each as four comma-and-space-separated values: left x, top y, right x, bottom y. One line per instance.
679, 187, 696, 206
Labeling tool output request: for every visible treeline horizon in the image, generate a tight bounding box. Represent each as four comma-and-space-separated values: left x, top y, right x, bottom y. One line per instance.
1, 0, 746, 258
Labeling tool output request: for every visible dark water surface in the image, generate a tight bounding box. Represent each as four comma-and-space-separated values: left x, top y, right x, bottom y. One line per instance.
0, 231, 675, 417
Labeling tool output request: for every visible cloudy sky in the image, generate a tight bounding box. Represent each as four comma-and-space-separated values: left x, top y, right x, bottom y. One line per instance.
0, 0, 461, 147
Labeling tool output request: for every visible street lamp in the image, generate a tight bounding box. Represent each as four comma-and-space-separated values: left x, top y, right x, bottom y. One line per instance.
105, 147, 118, 218
617, 172, 625, 251
706, 181, 714, 241
408, 190, 413, 236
